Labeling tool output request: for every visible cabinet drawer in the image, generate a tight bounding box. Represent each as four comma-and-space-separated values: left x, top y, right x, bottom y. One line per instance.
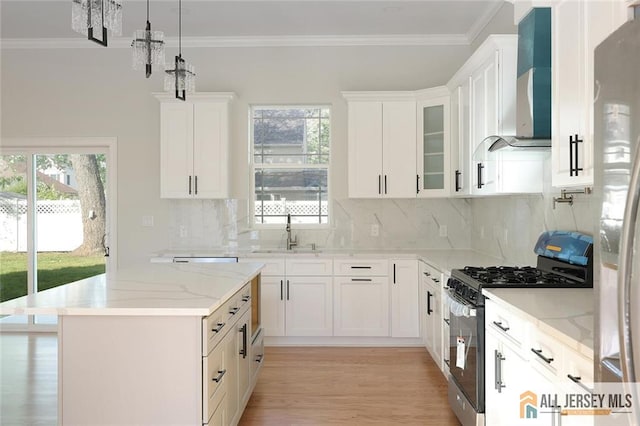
205, 392, 226, 426
239, 257, 284, 276
251, 329, 265, 384
529, 330, 562, 376
485, 299, 526, 348
285, 258, 333, 276
203, 347, 226, 423
563, 348, 594, 392
203, 284, 251, 355
334, 258, 388, 276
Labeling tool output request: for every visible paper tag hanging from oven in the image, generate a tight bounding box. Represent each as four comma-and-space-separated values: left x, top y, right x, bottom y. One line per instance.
456, 336, 466, 369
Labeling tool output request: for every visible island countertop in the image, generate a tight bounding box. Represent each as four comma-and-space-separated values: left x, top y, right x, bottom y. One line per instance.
0, 262, 264, 317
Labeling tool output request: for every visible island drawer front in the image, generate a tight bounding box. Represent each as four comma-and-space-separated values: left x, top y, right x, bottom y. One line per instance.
239, 257, 284, 276
203, 347, 226, 422
485, 298, 526, 348
203, 284, 252, 356
205, 391, 226, 426
563, 347, 594, 389
251, 329, 265, 384
334, 258, 388, 276
529, 329, 562, 376
285, 258, 333, 276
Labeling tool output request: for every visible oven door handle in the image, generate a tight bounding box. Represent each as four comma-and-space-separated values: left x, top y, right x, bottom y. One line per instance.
447, 290, 477, 317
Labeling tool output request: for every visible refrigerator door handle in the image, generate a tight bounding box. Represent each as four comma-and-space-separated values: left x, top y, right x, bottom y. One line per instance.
618, 143, 640, 386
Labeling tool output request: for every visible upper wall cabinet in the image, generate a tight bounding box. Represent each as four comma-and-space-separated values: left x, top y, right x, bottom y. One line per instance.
551, 0, 627, 188
343, 92, 417, 198
448, 35, 533, 196
155, 93, 235, 199
416, 87, 451, 198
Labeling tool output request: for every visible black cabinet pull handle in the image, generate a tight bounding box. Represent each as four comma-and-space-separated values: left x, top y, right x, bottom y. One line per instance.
239, 324, 247, 359
492, 321, 510, 332
212, 369, 227, 383
384, 175, 388, 194
351, 278, 372, 282
423, 271, 431, 277
569, 134, 584, 177
432, 278, 440, 283
194, 175, 198, 195
212, 322, 225, 333
378, 175, 381, 194
427, 291, 433, 315
477, 163, 484, 189
256, 354, 264, 363
351, 266, 372, 269
229, 307, 239, 315
455, 170, 461, 192
531, 348, 554, 364
574, 134, 583, 176
280, 280, 283, 301
188, 175, 192, 195
393, 263, 396, 284
569, 135, 574, 176
416, 174, 420, 194
286, 280, 290, 300
242, 295, 251, 302
444, 318, 450, 325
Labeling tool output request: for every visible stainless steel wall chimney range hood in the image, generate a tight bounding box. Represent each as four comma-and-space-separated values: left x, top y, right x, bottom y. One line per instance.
487, 7, 552, 152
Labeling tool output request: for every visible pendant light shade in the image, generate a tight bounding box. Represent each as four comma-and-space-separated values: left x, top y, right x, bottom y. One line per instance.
165, 0, 195, 101
71, 0, 122, 46
132, 0, 165, 78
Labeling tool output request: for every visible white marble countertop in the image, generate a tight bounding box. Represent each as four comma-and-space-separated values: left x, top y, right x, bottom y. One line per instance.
482, 287, 594, 357
152, 248, 509, 275
0, 263, 263, 317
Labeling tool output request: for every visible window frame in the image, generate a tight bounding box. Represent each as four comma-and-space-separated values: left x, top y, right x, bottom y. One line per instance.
249, 104, 331, 229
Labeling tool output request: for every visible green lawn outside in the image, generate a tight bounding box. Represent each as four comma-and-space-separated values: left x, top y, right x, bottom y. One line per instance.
0, 252, 106, 303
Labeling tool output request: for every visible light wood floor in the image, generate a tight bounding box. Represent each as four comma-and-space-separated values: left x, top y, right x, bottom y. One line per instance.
0, 334, 459, 425
239, 347, 460, 425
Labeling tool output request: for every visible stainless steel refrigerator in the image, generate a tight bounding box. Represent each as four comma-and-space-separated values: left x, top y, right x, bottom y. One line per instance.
595, 6, 640, 426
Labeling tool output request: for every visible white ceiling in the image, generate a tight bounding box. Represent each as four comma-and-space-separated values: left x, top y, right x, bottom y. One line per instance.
1, 0, 509, 47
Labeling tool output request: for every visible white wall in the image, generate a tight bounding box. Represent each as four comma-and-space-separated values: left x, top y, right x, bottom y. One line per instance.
1, 43, 479, 266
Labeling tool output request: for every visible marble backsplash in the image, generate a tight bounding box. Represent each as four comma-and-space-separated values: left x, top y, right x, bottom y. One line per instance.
167, 197, 473, 252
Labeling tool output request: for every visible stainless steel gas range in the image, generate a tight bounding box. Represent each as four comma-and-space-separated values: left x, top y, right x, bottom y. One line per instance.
446, 231, 593, 426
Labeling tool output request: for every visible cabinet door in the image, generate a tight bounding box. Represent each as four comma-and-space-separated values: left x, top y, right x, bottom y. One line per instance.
160, 102, 194, 198
382, 101, 417, 198
424, 279, 442, 367
485, 329, 529, 426
223, 327, 239, 425
417, 97, 450, 197
333, 276, 389, 336
236, 310, 252, 413
193, 102, 229, 198
391, 259, 419, 337
347, 101, 383, 198
260, 276, 285, 337
551, 0, 588, 188
453, 80, 472, 196
285, 276, 333, 336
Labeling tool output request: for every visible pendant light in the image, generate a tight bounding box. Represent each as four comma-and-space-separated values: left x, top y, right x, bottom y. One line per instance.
131, 0, 165, 78
164, 0, 195, 101
71, 0, 122, 47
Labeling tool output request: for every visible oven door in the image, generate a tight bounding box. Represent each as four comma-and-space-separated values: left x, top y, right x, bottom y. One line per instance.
448, 290, 485, 413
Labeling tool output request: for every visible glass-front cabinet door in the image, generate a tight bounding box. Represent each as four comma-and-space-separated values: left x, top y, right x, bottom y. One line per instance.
416, 91, 450, 197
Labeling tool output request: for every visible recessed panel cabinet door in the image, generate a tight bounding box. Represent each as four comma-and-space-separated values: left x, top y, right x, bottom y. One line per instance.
391, 259, 419, 338
160, 102, 194, 198
382, 101, 417, 198
285, 277, 333, 336
333, 277, 390, 337
260, 277, 285, 337
347, 101, 384, 198
193, 102, 229, 198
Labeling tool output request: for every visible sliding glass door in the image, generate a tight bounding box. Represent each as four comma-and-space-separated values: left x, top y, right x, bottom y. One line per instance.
0, 142, 114, 330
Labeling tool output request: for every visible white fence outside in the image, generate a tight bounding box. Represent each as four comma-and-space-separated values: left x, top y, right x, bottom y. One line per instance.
0, 199, 83, 252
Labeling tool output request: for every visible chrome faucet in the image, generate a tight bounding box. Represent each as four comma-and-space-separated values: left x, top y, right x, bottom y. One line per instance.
286, 214, 298, 250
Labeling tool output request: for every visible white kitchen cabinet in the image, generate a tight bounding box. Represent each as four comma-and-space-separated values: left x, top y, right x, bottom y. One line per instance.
447, 35, 545, 196
416, 87, 451, 197
551, 1, 627, 188
390, 259, 419, 338
156, 93, 234, 199
333, 258, 390, 337
344, 92, 417, 198
441, 272, 451, 378
421, 262, 443, 369
244, 257, 332, 337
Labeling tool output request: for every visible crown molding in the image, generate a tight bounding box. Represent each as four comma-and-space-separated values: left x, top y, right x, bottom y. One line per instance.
1, 33, 471, 50
465, 0, 506, 45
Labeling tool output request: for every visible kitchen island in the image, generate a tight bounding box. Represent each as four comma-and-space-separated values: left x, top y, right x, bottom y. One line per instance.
0, 262, 264, 426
